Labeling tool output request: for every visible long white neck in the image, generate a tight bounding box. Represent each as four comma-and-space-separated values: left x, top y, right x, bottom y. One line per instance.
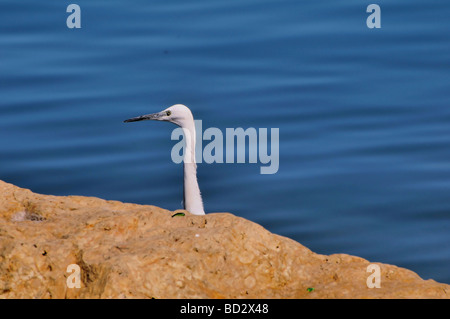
182, 123, 205, 215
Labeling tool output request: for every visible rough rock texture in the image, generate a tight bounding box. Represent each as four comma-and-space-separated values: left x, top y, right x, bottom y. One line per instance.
0, 180, 448, 299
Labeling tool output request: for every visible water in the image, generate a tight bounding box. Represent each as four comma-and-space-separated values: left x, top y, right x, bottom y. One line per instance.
1, 0, 449, 284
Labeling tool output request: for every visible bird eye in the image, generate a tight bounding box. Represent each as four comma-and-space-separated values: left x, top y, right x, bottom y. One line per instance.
166, 111, 171, 116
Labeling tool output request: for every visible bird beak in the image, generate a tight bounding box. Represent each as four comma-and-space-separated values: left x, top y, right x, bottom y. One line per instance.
124, 112, 162, 123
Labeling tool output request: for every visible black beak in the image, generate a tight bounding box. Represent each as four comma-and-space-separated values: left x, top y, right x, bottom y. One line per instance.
124, 112, 161, 123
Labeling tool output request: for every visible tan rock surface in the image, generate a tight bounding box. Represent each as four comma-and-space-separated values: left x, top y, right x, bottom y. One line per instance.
0, 180, 448, 298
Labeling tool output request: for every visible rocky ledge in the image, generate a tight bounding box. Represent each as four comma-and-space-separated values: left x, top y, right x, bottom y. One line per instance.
0, 180, 448, 298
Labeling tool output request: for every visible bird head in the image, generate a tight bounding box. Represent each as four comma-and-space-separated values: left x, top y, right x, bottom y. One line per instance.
124, 104, 194, 128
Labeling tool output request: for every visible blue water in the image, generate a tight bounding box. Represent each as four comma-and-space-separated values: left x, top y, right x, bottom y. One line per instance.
1, 0, 449, 284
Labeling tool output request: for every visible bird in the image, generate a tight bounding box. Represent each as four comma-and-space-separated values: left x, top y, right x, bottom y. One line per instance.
124, 104, 205, 215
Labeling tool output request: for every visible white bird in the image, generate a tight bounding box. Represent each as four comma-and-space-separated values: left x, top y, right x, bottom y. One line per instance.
124, 104, 205, 215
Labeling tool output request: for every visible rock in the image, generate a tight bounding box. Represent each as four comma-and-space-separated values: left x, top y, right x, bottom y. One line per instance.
0, 180, 448, 299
